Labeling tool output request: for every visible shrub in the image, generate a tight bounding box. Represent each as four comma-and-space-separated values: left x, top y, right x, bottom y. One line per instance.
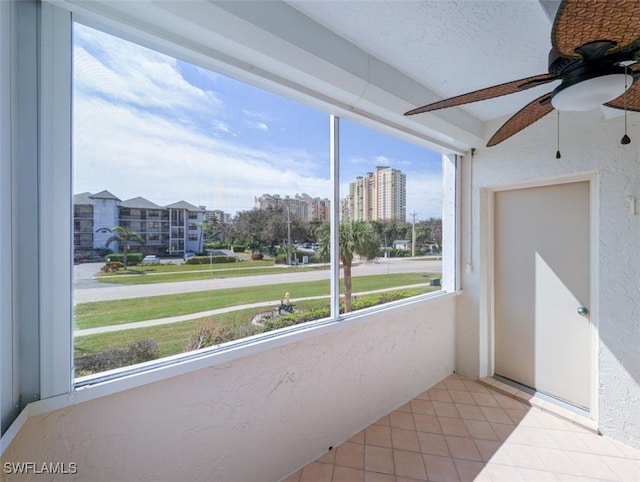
101, 261, 124, 273
184, 255, 237, 265
230, 245, 246, 253
251, 253, 264, 260
75, 339, 160, 375
104, 252, 143, 266
185, 323, 262, 351
275, 253, 287, 264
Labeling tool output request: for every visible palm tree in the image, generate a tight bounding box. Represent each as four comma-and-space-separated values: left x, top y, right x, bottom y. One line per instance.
317, 221, 380, 313
105, 226, 145, 269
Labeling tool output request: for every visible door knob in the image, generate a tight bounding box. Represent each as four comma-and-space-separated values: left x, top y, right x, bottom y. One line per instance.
577, 306, 589, 316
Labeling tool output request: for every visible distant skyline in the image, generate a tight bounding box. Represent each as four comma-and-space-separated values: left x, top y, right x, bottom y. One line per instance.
73, 23, 443, 221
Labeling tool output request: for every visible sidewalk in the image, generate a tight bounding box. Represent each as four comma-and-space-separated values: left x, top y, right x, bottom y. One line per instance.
74, 284, 432, 337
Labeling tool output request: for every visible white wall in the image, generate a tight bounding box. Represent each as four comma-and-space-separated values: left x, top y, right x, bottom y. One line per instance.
456, 108, 640, 449
1, 295, 455, 481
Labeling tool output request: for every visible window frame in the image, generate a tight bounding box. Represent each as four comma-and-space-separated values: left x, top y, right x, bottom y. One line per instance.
1, 1, 460, 439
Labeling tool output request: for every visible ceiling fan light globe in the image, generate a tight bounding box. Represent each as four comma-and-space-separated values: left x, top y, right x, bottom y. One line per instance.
551, 73, 633, 112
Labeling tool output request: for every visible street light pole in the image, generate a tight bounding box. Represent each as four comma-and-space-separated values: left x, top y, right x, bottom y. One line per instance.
286, 204, 292, 265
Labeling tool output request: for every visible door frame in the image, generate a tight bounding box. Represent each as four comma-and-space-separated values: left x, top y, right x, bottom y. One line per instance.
479, 171, 599, 419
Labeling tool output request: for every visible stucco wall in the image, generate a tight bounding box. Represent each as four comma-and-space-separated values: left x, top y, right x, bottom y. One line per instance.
2, 295, 455, 481
456, 108, 640, 449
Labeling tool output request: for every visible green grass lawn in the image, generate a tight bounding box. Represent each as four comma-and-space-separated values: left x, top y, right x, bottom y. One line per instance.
74, 272, 441, 329
74, 299, 332, 359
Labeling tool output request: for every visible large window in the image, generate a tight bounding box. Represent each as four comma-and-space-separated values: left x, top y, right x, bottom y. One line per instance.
72, 23, 452, 380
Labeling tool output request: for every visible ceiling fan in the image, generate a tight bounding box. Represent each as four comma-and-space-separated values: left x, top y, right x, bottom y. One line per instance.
404, 0, 640, 147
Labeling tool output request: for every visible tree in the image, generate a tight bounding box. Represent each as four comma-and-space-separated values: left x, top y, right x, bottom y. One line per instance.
317, 221, 380, 313
105, 226, 145, 269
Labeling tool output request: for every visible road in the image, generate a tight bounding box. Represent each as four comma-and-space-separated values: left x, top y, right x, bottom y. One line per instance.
73, 257, 442, 304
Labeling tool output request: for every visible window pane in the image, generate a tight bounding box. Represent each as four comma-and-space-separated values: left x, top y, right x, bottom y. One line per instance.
72, 24, 331, 378
338, 119, 444, 314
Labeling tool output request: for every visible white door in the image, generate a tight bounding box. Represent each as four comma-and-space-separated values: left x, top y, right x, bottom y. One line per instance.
494, 181, 590, 409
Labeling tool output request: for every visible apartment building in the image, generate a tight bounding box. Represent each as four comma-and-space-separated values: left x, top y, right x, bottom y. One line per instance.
73, 190, 207, 257
254, 193, 331, 222
343, 166, 406, 222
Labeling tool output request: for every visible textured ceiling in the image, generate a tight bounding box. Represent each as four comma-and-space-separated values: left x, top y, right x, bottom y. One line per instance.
286, 0, 561, 122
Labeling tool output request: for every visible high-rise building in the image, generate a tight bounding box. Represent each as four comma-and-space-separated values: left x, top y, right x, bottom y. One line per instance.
254, 193, 330, 222
343, 166, 406, 222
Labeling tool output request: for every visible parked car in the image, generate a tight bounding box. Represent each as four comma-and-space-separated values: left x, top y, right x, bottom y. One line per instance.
183, 252, 195, 260
142, 255, 160, 265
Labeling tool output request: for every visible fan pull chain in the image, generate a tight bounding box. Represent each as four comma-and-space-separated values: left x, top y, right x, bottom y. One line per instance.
621, 65, 631, 145
556, 111, 561, 159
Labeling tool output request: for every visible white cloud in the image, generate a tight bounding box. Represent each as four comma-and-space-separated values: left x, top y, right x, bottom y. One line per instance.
74, 24, 221, 115
246, 120, 269, 132
74, 90, 329, 215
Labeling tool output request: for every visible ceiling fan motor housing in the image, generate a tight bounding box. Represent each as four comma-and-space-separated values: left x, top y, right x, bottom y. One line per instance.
551, 63, 633, 111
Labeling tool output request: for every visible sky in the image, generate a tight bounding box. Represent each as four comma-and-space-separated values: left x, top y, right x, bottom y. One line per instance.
73, 23, 443, 221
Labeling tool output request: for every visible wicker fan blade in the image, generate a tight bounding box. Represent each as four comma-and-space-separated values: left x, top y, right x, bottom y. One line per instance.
552, 0, 640, 59
486, 93, 554, 147
404, 73, 557, 116
605, 76, 640, 111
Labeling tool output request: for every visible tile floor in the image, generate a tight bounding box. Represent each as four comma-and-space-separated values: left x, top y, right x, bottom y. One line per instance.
282, 373, 640, 482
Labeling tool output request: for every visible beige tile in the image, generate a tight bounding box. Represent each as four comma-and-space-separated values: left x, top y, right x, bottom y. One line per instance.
544, 428, 592, 453
410, 399, 435, 415
417, 432, 450, 457
317, 449, 336, 464
332, 466, 364, 482
281, 469, 302, 482
365, 425, 392, 448
505, 407, 529, 424
428, 388, 453, 402
564, 451, 619, 480
573, 432, 626, 456
363, 472, 396, 482
413, 413, 442, 434
349, 430, 365, 444
432, 380, 447, 390
464, 420, 498, 441
484, 462, 525, 481
517, 467, 558, 481
473, 438, 504, 462
414, 390, 430, 400
503, 443, 547, 471
396, 402, 412, 413
432, 400, 461, 418
443, 378, 468, 392
374, 415, 390, 427
393, 450, 427, 480
456, 403, 486, 421
299, 462, 333, 482
449, 390, 476, 405
423, 454, 461, 482
396, 403, 411, 413
599, 455, 640, 481
494, 393, 528, 410
445, 435, 483, 461
390, 427, 421, 452
534, 446, 583, 476
453, 458, 486, 482
489, 422, 516, 441
479, 406, 513, 424
335, 442, 365, 470
463, 381, 490, 393
439, 417, 470, 437
471, 392, 501, 408
389, 411, 415, 430
364, 445, 395, 475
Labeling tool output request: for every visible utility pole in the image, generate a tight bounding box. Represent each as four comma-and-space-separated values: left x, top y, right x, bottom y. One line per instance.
286, 204, 292, 265
411, 211, 417, 257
